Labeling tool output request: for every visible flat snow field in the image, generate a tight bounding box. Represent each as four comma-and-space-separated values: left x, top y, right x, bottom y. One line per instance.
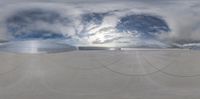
0, 49, 200, 99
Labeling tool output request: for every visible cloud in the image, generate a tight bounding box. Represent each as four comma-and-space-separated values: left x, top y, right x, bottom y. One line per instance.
0, 1, 199, 48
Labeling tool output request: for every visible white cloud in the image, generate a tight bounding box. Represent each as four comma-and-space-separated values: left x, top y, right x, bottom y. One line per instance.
0, 0, 199, 47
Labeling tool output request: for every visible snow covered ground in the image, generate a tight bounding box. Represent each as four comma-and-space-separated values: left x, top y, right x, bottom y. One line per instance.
0, 0, 200, 99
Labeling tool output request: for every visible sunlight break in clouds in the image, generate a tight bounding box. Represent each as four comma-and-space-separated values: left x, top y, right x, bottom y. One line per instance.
0, 1, 199, 48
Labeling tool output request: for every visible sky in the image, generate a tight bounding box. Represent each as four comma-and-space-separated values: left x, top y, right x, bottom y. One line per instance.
0, 0, 199, 48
